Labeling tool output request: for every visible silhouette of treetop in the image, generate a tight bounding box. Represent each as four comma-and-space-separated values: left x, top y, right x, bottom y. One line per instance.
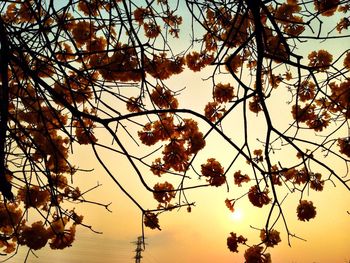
0, 0, 349, 262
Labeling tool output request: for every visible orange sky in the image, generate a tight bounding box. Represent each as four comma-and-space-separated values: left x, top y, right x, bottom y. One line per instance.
12, 173, 350, 263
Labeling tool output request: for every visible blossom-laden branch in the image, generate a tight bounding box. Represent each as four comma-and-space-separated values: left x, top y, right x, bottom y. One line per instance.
0, 0, 349, 262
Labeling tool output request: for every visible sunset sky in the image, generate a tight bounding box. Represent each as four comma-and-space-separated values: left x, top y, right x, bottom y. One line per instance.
12, 66, 350, 263
11, 159, 350, 263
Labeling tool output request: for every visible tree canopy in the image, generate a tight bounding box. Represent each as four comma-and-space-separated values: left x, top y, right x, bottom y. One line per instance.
0, 0, 349, 262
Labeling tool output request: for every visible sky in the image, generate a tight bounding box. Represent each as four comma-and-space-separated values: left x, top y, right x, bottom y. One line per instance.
10, 165, 350, 263
9, 66, 350, 263
2, 1, 350, 263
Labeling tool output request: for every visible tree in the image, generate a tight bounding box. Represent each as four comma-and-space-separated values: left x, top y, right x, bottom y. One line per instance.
0, 0, 349, 261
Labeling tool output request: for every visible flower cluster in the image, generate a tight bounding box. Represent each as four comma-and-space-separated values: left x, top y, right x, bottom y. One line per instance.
206, 82, 236, 122
143, 22, 161, 38
275, 0, 302, 24
150, 85, 178, 109
139, 117, 205, 174
145, 54, 185, 80
18, 221, 51, 250
162, 140, 189, 172
297, 200, 317, 221
260, 229, 281, 247
274, 0, 305, 36
89, 44, 143, 82
338, 137, 350, 157
17, 186, 50, 209
78, 0, 102, 16
330, 80, 350, 118
133, 7, 152, 24
248, 185, 271, 208
186, 51, 214, 72
249, 96, 263, 114
244, 245, 272, 263
314, 0, 340, 16
15, 213, 80, 252
281, 168, 309, 185
225, 199, 235, 212
49, 217, 77, 249
264, 31, 289, 61
218, 11, 251, 48
144, 212, 160, 229
53, 73, 94, 106
153, 182, 176, 204
126, 97, 143, 113
270, 165, 282, 186
226, 232, 247, 253
253, 149, 264, 163
133, 7, 182, 39
310, 173, 325, 191
233, 171, 250, 186
64, 187, 82, 201
225, 54, 244, 73
71, 21, 95, 47
201, 158, 226, 187
73, 115, 98, 145
281, 167, 325, 190
268, 73, 283, 89
0, 203, 22, 237
336, 17, 350, 33
86, 37, 107, 52
203, 32, 218, 52
213, 83, 235, 103
291, 103, 330, 132
297, 80, 316, 102
344, 52, 350, 69
308, 49, 333, 71
204, 101, 226, 122
162, 11, 183, 37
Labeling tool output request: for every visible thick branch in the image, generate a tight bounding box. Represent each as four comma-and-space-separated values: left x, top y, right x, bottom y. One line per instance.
0, 19, 13, 200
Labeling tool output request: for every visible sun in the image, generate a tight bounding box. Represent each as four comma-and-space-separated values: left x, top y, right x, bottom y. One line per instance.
229, 208, 243, 221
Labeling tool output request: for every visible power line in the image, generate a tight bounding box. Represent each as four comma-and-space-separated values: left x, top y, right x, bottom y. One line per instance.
142, 249, 161, 263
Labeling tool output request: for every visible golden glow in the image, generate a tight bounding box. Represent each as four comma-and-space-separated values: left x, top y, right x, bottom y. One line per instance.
229, 208, 243, 221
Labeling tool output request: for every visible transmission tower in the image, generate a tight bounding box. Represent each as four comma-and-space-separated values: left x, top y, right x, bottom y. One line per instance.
132, 236, 146, 263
